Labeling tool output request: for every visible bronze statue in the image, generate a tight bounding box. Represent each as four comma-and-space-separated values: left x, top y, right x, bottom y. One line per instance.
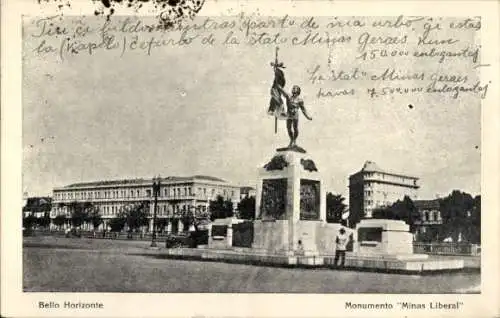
277, 84, 312, 148
268, 47, 312, 150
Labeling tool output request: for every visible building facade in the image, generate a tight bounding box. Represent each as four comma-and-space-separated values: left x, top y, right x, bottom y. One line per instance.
413, 199, 442, 238
51, 175, 241, 232
349, 161, 419, 226
239, 186, 256, 200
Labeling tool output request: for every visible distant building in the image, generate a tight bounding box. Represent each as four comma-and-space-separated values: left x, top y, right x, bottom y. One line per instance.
413, 199, 442, 236
51, 175, 241, 231
23, 197, 52, 218
240, 186, 256, 199
349, 161, 419, 226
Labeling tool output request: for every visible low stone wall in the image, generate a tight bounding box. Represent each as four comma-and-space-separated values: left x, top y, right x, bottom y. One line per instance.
413, 242, 481, 256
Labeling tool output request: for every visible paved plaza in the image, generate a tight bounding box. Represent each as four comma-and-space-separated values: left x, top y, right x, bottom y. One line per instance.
23, 237, 480, 293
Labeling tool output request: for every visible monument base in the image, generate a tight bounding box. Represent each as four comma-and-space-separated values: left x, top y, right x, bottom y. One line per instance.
252, 220, 321, 256
252, 220, 355, 256
163, 247, 464, 272
354, 219, 420, 256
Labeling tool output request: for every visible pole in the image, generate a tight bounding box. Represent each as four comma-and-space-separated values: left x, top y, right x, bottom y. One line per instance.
274, 46, 279, 134
151, 177, 159, 247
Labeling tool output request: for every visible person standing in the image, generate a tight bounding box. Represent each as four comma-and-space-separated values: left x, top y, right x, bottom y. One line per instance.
334, 228, 348, 268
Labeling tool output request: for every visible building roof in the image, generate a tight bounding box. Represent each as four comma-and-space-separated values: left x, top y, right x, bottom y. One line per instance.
356, 160, 418, 180
240, 186, 255, 192
361, 160, 384, 173
192, 175, 227, 182
414, 199, 440, 210
61, 175, 228, 189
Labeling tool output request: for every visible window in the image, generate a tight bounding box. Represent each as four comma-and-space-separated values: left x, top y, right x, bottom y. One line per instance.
137, 190, 140, 197
425, 212, 429, 221
433, 212, 439, 220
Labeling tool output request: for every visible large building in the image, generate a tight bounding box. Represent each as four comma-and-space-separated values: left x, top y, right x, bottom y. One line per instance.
51, 175, 241, 232
349, 161, 419, 226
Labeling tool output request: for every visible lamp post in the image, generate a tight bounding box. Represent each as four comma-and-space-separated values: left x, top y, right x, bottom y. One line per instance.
151, 176, 161, 247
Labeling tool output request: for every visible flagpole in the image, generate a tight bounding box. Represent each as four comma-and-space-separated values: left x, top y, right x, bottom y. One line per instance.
274, 46, 279, 134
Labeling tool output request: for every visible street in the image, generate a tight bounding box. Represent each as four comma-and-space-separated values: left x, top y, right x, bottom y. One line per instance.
23, 237, 480, 293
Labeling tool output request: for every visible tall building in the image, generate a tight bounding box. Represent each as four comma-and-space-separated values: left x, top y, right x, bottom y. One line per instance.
51, 175, 241, 231
349, 161, 419, 226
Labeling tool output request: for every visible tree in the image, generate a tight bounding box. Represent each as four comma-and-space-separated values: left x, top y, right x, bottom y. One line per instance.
470, 195, 481, 243
156, 218, 169, 233
209, 195, 234, 220
89, 208, 103, 231
238, 196, 256, 220
439, 190, 475, 242
392, 196, 419, 232
108, 214, 126, 232
53, 214, 67, 230
180, 206, 211, 233
38, 212, 51, 229
326, 193, 347, 223
124, 201, 149, 233
371, 196, 419, 232
180, 207, 194, 231
23, 214, 37, 230
372, 206, 397, 219
66, 201, 96, 228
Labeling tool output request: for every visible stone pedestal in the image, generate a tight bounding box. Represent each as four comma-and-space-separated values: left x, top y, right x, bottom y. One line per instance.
207, 217, 245, 249
354, 219, 424, 257
253, 148, 326, 255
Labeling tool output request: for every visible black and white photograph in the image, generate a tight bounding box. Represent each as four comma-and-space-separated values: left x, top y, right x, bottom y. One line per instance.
2, 0, 499, 317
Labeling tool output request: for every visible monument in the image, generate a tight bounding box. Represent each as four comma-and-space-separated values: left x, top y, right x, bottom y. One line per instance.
251, 47, 342, 258
184, 47, 464, 272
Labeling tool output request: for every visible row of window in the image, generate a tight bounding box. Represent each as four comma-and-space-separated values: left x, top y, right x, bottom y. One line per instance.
364, 200, 394, 207
54, 187, 237, 201
423, 211, 441, 222
365, 172, 416, 182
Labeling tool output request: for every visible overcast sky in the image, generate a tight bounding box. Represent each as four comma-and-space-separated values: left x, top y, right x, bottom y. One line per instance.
22, 15, 481, 201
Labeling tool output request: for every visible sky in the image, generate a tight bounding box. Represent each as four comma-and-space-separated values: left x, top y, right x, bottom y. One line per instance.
22, 15, 481, 201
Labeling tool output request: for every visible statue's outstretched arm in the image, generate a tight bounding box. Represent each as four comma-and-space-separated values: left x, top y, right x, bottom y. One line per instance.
276, 85, 290, 100
300, 102, 313, 120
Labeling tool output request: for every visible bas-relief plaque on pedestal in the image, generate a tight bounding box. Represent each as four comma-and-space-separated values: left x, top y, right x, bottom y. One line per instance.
260, 178, 287, 220
299, 179, 320, 220
358, 227, 383, 242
